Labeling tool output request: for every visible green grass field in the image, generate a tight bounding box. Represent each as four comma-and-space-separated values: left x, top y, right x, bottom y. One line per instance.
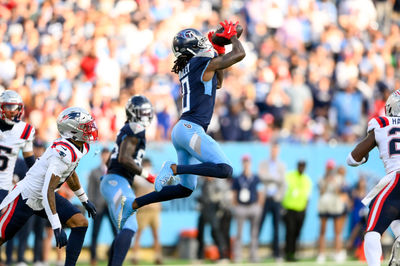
71, 259, 374, 265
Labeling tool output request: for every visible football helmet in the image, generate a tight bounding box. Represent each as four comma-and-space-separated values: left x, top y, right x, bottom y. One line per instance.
172, 28, 213, 58
386, 90, 400, 117
0, 90, 24, 125
126, 95, 154, 127
57, 107, 98, 143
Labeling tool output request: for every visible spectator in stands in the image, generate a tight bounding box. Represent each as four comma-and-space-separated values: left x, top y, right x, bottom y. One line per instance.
282, 160, 312, 262
331, 80, 364, 141
232, 155, 263, 263
347, 175, 369, 259
87, 148, 117, 266
131, 158, 163, 265
196, 177, 229, 262
0, 0, 393, 143
258, 141, 286, 261
316, 161, 349, 263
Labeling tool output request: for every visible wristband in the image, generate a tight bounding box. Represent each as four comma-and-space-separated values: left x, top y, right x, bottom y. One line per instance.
346, 153, 366, 167
141, 168, 149, 179
49, 213, 61, 230
74, 187, 88, 203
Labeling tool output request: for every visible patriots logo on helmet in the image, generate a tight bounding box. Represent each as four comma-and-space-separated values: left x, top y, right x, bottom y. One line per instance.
60, 111, 81, 122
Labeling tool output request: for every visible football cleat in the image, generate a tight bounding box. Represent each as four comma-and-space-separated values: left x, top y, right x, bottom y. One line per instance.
389, 237, 400, 266
117, 196, 136, 230
155, 161, 175, 192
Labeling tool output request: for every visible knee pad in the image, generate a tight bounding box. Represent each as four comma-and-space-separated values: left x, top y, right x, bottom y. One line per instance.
178, 184, 193, 197
217, 163, 233, 179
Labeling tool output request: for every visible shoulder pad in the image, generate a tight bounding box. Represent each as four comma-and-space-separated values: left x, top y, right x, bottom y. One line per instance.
127, 122, 145, 135
368, 116, 389, 132
20, 123, 35, 141
51, 141, 77, 163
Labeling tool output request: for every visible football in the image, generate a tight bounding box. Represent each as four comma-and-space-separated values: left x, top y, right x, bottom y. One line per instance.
212, 24, 243, 46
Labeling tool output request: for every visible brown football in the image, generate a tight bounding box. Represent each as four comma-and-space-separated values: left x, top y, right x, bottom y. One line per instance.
212, 24, 243, 46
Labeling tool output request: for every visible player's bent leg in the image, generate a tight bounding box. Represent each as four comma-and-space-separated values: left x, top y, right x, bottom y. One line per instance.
54, 194, 87, 266
172, 120, 233, 179
100, 174, 137, 230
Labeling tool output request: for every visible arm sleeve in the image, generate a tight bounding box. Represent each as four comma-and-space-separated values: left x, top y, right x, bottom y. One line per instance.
22, 127, 35, 153
41, 155, 68, 229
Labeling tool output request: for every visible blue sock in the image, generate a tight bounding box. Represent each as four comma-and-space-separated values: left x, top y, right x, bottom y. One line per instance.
176, 162, 232, 178
136, 184, 193, 208
65, 226, 87, 266
107, 239, 115, 266
109, 229, 135, 266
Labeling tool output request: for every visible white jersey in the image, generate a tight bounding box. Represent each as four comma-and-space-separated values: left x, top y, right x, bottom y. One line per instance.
13, 138, 89, 210
0, 122, 34, 190
368, 116, 400, 175
362, 116, 400, 206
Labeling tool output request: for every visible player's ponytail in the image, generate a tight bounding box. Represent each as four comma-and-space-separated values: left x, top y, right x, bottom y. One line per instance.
172, 54, 193, 74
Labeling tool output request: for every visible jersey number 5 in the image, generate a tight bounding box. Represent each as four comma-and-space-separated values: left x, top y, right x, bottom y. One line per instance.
0, 145, 11, 171
389, 128, 400, 156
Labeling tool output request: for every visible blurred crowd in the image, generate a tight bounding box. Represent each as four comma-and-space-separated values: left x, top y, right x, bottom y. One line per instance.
1, 0, 400, 143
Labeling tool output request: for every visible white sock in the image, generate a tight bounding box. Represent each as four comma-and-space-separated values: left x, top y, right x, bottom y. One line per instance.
391, 220, 400, 238
364, 231, 382, 266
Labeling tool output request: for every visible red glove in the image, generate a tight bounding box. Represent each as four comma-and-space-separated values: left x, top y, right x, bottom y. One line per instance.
207, 31, 225, 55
146, 173, 156, 184
216, 20, 238, 40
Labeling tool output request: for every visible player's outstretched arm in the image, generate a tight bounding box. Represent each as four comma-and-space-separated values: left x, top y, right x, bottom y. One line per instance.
347, 131, 376, 166
119, 136, 155, 183
67, 171, 97, 218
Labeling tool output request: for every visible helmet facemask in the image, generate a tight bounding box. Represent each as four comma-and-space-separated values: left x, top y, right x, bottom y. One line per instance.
77, 120, 98, 142
0, 103, 23, 125
127, 103, 154, 127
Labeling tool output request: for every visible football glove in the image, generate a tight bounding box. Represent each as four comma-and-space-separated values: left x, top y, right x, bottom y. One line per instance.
53, 228, 68, 248
216, 20, 238, 40
146, 173, 156, 184
83, 200, 97, 218
207, 31, 225, 55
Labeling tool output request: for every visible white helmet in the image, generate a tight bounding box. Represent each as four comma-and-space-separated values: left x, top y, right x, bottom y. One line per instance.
0, 90, 23, 125
57, 107, 98, 143
386, 90, 400, 117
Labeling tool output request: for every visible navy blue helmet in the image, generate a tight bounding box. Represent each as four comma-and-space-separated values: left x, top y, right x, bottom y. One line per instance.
172, 28, 212, 58
125, 95, 154, 127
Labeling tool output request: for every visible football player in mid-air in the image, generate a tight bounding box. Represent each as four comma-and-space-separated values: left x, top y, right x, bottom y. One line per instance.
0, 107, 98, 266
100, 95, 155, 266
347, 90, 400, 266
116, 20, 245, 224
